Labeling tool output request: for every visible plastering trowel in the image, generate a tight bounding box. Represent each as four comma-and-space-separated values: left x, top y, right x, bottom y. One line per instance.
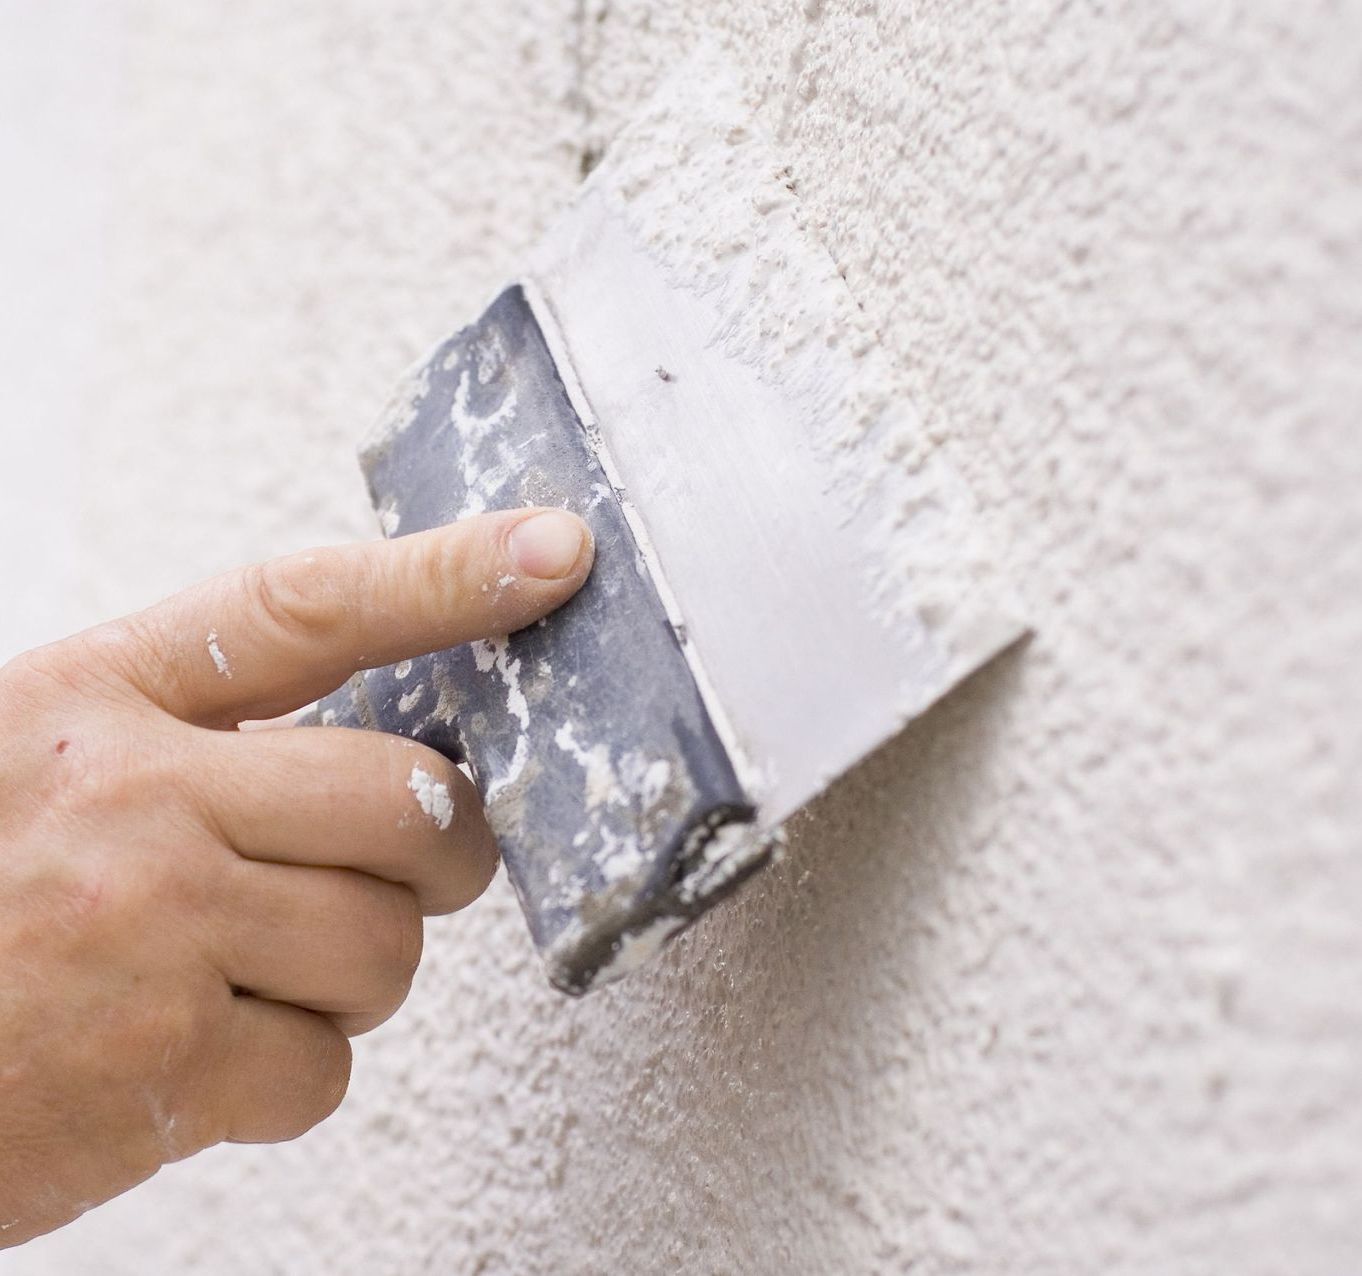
303, 51, 1022, 993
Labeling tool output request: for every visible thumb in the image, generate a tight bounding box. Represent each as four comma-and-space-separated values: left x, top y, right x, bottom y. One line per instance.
102, 508, 594, 727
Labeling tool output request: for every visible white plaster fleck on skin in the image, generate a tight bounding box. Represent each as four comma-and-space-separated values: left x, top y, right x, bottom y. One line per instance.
496, 573, 517, 588
206, 630, 231, 679
394, 659, 413, 680
406, 766, 454, 831
397, 684, 424, 713
143, 1090, 185, 1162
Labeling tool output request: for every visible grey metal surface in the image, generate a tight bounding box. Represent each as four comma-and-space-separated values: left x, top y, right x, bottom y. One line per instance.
303, 287, 769, 993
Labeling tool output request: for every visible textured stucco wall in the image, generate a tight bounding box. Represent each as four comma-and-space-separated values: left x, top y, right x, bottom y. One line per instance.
4, 2, 1361, 1273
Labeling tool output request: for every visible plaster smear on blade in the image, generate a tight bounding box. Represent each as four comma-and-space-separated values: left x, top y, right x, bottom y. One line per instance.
542, 913, 685, 991
472, 637, 531, 800
522, 277, 764, 806
527, 48, 1021, 821
449, 370, 519, 518
618, 55, 1014, 678
407, 766, 454, 831
206, 630, 231, 679
554, 722, 618, 810
601, 917, 687, 980
471, 637, 529, 728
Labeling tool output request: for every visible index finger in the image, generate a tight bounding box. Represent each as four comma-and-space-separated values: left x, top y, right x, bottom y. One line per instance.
110, 508, 593, 727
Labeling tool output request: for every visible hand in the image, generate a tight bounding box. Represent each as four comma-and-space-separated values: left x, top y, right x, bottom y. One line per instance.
0, 508, 593, 1248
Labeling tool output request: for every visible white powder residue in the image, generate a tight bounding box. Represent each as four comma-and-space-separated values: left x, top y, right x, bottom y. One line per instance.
473, 328, 507, 384
206, 630, 232, 679
398, 684, 424, 713
407, 766, 454, 831
378, 502, 401, 535
599, 916, 686, 979
554, 721, 619, 810
449, 370, 520, 518
593, 826, 646, 884
617, 750, 672, 810
483, 735, 529, 803
470, 636, 529, 728
394, 659, 413, 680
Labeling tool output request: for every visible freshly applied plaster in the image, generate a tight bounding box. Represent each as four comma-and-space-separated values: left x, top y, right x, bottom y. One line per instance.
4, 2, 1361, 1274
529, 77, 1023, 819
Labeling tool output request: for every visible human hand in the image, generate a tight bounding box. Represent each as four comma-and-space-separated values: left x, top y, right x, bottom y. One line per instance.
0, 508, 593, 1247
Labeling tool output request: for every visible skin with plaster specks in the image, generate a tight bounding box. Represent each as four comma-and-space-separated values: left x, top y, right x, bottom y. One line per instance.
0, 507, 593, 1249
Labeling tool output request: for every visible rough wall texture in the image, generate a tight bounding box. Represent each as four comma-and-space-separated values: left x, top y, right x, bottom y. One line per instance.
5, 1, 1361, 1273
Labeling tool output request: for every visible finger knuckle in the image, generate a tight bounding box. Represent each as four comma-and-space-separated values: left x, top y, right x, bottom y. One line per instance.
36, 855, 118, 937
4, 625, 156, 709
417, 527, 484, 611
244, 550, 349, 647
120, 990, 209, 1089
79, 618, 167, 697
0, 645, 80, 706
54, 731, 182, 827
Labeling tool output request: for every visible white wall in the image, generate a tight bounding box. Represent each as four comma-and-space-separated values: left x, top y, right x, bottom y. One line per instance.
0, 0, 118, 661
3, 2, 1360, 1272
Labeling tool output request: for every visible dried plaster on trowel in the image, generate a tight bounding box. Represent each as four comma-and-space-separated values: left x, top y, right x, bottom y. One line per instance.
363, 352, 693, 920
527, 47, 1019, 823
469, 636, 532, 802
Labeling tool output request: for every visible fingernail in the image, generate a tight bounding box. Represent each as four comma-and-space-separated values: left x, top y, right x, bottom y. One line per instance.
508, 511, 590, 580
